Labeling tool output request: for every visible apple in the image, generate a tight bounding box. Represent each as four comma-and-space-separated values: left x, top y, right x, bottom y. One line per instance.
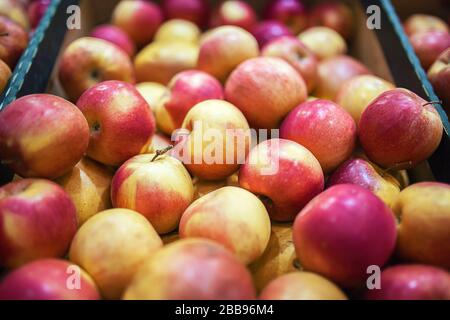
327, 158, 401, 208
365, 265, 450, 300
261, 36, 318, 93
123, 238, 256, 300
179, 186, 271, 265
0, 58, 11, 94
154, 70, 224, 135
27, 0, 50, 29
315, 55, 371, 100
197, 25, 259, 82
309, 1, 354, 40
0, 179, 77, 269
0, 16, 28, 68
162, 0, 210, 27
251, 20, 294, 48
260, 272, 347, 300
404, 14, 449, 37
76, 80, 156, 167
410, 31, 450, 70
178, 99, 251, 181
428, 48, 450, 108
147, 132, 172, 154
58, 37, 135, 102
111, 153, 194, 235
264, 0, 308, 34
55, 157, 113, 226
336, 75, 395, 124
69, 208, 163, 300
154, 19, 201, 44
225, 57, 307, 129
210, 0, 257, 32
0, 94, 89, 179
293, 184, 397, 287
239, 139, 324, 222
134, 41, 199, 84
135, 82, 167, 112
90, 24, 136, 57
0, 0, 29, 30
0, 259, 100, 300
359, 88, 443, 169
111, 0, 163, 47
394, 182, 450, 269
298, 26, 347, 60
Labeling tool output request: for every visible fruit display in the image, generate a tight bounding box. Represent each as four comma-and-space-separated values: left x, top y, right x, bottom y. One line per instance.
0, 0, 449, 302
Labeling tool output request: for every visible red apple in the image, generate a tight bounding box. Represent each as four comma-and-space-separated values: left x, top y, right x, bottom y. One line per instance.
162, 0, 210, 27
0, 58, 11, 94
359, 88, 443, 169
210, 0, 257, 31
251, 20, 294, 48
0, 94, 89, 179
309, 1, 354, 40
239, 139, 324, 222
293, 184, 397, 287
428, 48, 450, 109
90, 24, 135, 57
0, 179, 78, 269
0, 15, 28, 68
404, 14, 449, 37
27, 0, 50, 29
264, 0, 308, 34
410, 31, 450, 70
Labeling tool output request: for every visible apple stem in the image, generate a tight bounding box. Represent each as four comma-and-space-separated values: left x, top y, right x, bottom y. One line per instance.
422, 100, 442, 107
151, 145, 174, 162
380, 161, 413, 176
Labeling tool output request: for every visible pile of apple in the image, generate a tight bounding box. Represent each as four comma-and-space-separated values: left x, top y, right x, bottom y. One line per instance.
0, 0, 449, 300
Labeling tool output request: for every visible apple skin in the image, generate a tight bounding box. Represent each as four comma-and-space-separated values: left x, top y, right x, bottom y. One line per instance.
293, 184, 397, 287
336, 75, 395, 125
111, 153, 194, 235
428, 48, 450, 108
76, 80, 156, 167
260, 272, 348, 300
197, 25, 259, 82
261, 36, 318, 93
0, 0, 29, 30
162, 0, 210, 27
394, 182, 450, 269
315, 55, 371, 101
0, 179, 78, 269
0, 94, 89, 179
239, 139, 324, 222
264, 0, 308, 34
280, 99, 357, 173
0, 58, 11, 94
410, 31, 450, 70
298, 26, 347, 60
123, 238, 256, 300
90, 24, 136, 57
69, 208, 163, 300
0, 16, 29, 68
55, 157, 113, 226
58, 37, 135, 102
251, 20, 294, 48
135, 82, 167, 112
154, 19, 201, 44
365, 265, 450, 300
112, 0, 163, 47
179, 186, 271, 265
27, 0, 50, 29
225, 57, 307, 130
0, 259, 100, 300
359, 88, 443, 169
155, 70, 224, 135
134, 41, 199, 84
327, 158, 401, 209
210, 0, 257, 32
404, 14, 449, 37
309, 1, 354, 40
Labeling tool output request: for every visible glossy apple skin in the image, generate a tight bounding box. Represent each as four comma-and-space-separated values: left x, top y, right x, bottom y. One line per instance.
123, 238, 256, 300
210, 0, 257, 31
428, 48, 450, 109
365, 265, 450, 300
309, 1, 354, 40
0, 179, 78, 269
111, 153, 194, 235
239, 139, 324, 222
154, 19, 201, 44
251, 20, 294, 48
293, 184, 397, 287
112, 0, 163, 47
90, 24, 135, 57
262, 36, 318, 93
0, 16, 28, 68
225, 57, 307, 130
179, 186, 271, 265
404, 14, 449, 37
0, 58, 11, 94
327, 158, 400, 208
58, 37, 135, 101
69, 208, 163, 300
0, 94, 89, 179
280, 100, 357, 173
198, 25, 259, 82
155, 70, 224, 135
0, 259, 100, 300
162, 0, 210, 27
298, 26, 347, 60
27, 0, 50, 29
264, 0, 308, 34
76, 80, 156, 167
394, 182, 450, 269
410, 31, 450, 70
359, 89, 443, 169
260, 272, 347, 300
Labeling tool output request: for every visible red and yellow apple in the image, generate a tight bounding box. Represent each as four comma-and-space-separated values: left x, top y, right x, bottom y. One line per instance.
428, 48, 450, 108
210, 0, 257, 31
90, 24, 136, 57
0, 15, 29, 68
154, 19, 201, 44
298, 26, 347, 60
403, 14, 449, 37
